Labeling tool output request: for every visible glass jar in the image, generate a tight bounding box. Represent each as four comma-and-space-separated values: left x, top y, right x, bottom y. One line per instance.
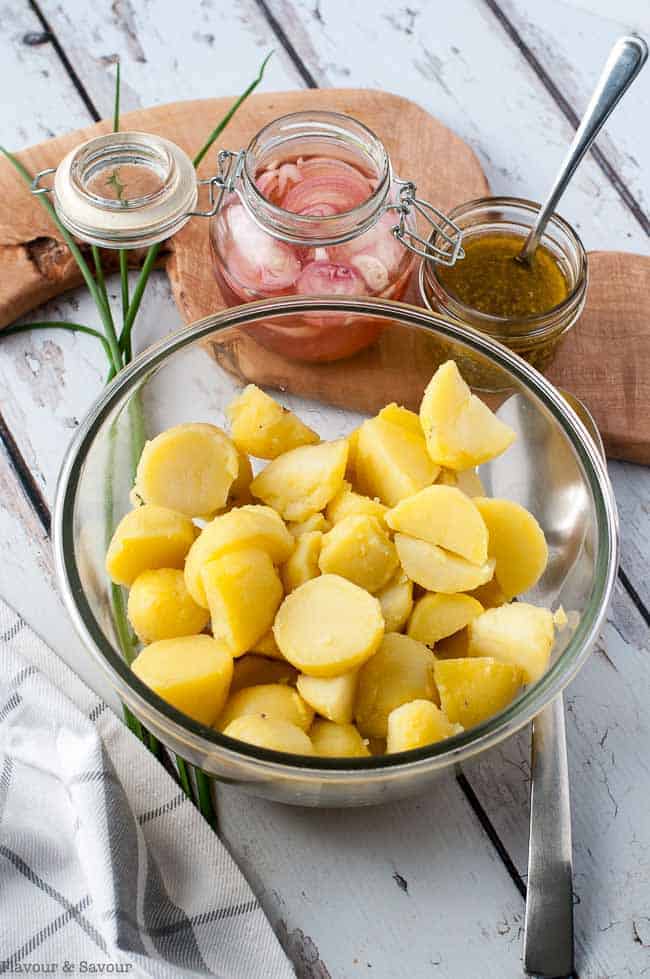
208, 111, 462, 361
419, 196, 588, 383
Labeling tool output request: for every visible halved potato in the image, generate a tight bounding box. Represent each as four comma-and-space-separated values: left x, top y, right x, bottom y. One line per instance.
355, 633, 438, 738
434, 657, 523, 728
387, 485, 488, 566
127, 568, 209, 643
106, 504, 197, 586
474, 497, 548, 599
355, 415, 440, 506
184, 505, 293, 607
250, 630, 285, 660
296, 670, 358, 724
376, 569, 413, 633
326, 481, 388, 527
420, 361, 515, 469
251, 440, 348, 522
319, 515, 398, 593
288, 513, 331, 536
467, 602, 555, 683
227, 384, 319, 459
395, 534, 495, 594
310, 720, 370, 758
222, 715, 314, 754
437, 466, 485, 497
225, 448, 254, 509
131, 634, 233, 726
281, 531, 322, 593
133, 423, 239, 517
467, 578, 508, 609
345, 427, 360, 482
407, 592, 484, 646
216, 683, 314, 732
386, 700, 462, 753
201, 547, 283, 657
230, 654, 297, 694
434, 628, 471, 659
377, 403, 423, 436
274, 574, 384, 677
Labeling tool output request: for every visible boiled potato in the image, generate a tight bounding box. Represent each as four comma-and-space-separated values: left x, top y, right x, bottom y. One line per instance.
387, 485, 488, 566
467, 602, 555, 683
368, 737, 386, 756
274, 574, 384, 677
395, 534, 495, 594
355, 415, 440, 507
288, 513, 331, 536
296, 670, 358, 724
201, 547, 283, 657
377, 402, 423, 436
184, 505, 293, 607
227, 384, 319, 459
250, 630, 285, 660
319, 515, 398, 593
281, 531, 322, 593
310, 720, 370, 758
251, 440, 348, 522
474, 497, 548, 599
407, 593, 484, 646
467, 578, 508, 609
326, 481, 388, 527
434, 628, 471, 659
437, 466, 485, 497
132, 634, 233, 726
230, 654, 297, 694
355, 633, 438, 738
376, 570, 413, 633
106, 504, 197, 586
222, 715, 314, 754
386, 700, 462, 753
225, 448, 254, 509
127, 568, 209, 643
435, 657, 523, 728
133, 423, 239, 517
420, 361, 515, 469
216, 683, 314, 732
345, 427, 360, 482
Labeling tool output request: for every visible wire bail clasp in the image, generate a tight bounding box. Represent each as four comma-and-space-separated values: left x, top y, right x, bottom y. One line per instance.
387, 179, 464, 266
188, 149, 246, 218
30, 167, 56, 196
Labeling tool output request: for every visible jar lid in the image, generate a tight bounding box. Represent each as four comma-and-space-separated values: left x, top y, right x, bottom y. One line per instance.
46, 132, 198, 249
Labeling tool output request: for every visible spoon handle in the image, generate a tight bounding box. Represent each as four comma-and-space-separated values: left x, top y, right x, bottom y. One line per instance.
524, 694, 574, 977
519, 35, 648, 263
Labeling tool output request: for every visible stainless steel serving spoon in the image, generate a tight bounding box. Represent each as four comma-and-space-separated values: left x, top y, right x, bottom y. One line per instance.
517, 35, 647, 266
522, 37, 646, 977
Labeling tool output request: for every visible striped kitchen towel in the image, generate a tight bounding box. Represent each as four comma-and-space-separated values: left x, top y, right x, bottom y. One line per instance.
0, 597, 295, 978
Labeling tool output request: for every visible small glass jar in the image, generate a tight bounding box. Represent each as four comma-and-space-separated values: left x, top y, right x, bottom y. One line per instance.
419, 196, 588, 382
208, 111, 461, 361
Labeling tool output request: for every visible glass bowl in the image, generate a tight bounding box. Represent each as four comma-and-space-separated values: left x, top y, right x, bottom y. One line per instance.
53, 297, 618, 807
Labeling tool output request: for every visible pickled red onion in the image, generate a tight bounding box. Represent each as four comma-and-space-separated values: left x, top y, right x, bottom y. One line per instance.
330, 212, 404, 275
225, 204, 301, 292
282, 175, 370, 215
296, 261, 366, 296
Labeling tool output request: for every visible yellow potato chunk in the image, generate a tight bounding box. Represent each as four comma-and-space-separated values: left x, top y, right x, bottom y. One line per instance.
227, 384, 319, 459
474, 497, 548, 600
216, 683, 314, 732
387, 700, 463, 753
274, 574, 384, 677
230, 655, 297, 694
131, 635, 233, 726
468, 602, 555, 683
127, 568, 209, 644
368, 737, 386, 756
376, 570, 414, 633
407, 593, 484, 646
345, 427, 361, 482
281, 531, 322, 593
223, 715, 314, 754
435, 657, 523, 729
420, 361, 516, 469
355, 633, 438, 738
251, 440, 348, 522
225, 448, 254, 509
201, 547, 283, 657
133, 423, 239, 517
326, 481, 388, 527
437, 466, 485, 498
467, 578, 508, 609
106, 505, 197, 586
310, 720, 370, 758
184, 505, 293, 607
355, 415, 440, 507
250, 630, 285, 660
395, 534, 495, 594
387, 485, 489, 566
434, 628, 471, 659
319, 515, 398, 594
296, 670, 358, 724
288, 513, 331, 536
377, 403, 423, 435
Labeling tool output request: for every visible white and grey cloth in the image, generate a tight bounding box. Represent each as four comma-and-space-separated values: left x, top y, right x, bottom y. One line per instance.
0, 597, 295, 979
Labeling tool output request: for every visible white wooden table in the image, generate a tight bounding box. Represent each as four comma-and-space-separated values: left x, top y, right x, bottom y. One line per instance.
2, 2, 649, 976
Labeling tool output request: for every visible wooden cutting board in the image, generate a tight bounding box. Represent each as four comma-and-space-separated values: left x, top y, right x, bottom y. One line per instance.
0, 89, 648, 463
